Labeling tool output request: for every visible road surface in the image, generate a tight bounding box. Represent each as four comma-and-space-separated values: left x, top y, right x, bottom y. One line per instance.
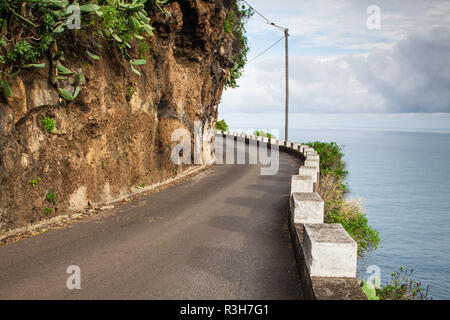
0, 136, 304, 299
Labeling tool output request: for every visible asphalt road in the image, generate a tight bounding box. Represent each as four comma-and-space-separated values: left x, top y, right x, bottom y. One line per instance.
0, 136, 304, 299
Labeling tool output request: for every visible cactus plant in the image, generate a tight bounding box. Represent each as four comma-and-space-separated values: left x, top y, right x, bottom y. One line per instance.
0, 0, 166, 100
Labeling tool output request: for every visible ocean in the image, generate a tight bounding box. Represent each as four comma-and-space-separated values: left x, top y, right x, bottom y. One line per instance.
222, 112, 450, 299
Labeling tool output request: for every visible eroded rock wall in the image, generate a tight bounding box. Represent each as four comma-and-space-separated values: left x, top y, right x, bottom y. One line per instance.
0, 0, 235, 232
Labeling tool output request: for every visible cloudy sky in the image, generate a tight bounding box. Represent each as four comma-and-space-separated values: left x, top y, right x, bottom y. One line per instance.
219, 0, 450, 116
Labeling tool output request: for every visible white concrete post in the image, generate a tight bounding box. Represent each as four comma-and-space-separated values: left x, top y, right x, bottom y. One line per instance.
299, 166, 319, 183
290, 175, 314, 194
303, 223, 357, 278
291, 192, 324, 224
304, 159, 320, 169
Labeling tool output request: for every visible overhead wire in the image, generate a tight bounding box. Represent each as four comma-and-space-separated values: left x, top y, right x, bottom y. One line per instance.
241, 0, 288, 31
240, 0, 288, 63
212, 1, 288, 77
247, 35, 286, 64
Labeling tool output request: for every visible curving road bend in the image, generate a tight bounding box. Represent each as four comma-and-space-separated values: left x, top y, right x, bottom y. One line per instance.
0, 136, 304, 299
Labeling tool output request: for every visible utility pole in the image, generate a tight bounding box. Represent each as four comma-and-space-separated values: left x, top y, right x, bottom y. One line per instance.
284, 28, 289, 141
243, 0, 289, 139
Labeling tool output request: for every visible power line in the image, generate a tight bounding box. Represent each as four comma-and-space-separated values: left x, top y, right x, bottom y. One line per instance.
247, 35, 286, 64
241, 0, 287, 31
241, 0, 291, 140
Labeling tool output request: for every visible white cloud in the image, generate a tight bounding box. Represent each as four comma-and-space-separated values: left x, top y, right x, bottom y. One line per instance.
243, 0, 450, 52
220, 27, 450, 114
219, 1, 450, 114
348, 27, 450, 112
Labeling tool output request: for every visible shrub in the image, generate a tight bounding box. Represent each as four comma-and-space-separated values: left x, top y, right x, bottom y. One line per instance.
126, 85, 135, 101
310, 142, 430, 297
42, 117, 56, 133
215, 119, 229, 132
307, 141, 379, 256
224, 1, 253, 89
45, 189, 57, 205
29, 177, 41, 187
304, 141, 348, 180
378, 266, 430, 300
253, 130, 276, 138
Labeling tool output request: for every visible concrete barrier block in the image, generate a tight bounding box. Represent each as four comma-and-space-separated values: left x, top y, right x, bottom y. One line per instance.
299, 166, 319, 183
303, 223, 357, 278
291, 192, 324, 224
290, 175, 314, 194
300, 145, 309, 153
304, 159, 320, 169
293, 143, 301, 151
278, 140, 286, 146
307, 155, 320, 161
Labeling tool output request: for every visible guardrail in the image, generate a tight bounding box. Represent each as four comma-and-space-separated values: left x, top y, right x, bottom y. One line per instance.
217, 130, 366, 300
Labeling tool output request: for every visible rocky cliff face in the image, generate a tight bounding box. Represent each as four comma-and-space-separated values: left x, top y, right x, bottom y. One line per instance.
0, 0, 235, 232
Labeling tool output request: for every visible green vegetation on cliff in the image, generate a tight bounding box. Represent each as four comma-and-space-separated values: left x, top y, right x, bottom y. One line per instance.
0, 0, 164, 100
304, 141, 380, 256
223, 0, 253, 89
0, 0, 251, 99
307, 142, 431, 300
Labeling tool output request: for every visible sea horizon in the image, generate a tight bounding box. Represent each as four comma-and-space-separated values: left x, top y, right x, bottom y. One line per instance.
220, 112, 450, 135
